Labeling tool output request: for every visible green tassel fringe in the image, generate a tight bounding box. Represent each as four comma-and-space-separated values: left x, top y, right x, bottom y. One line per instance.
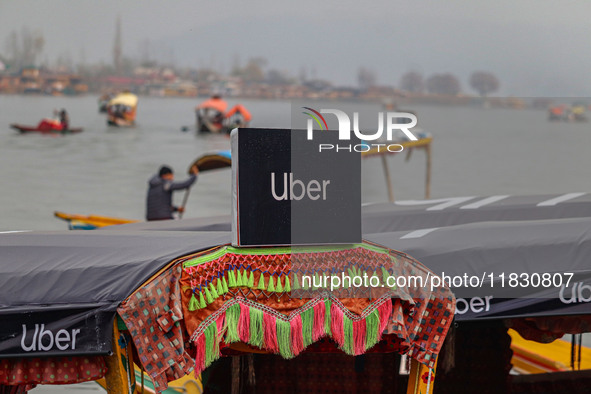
204, 323, 219, 366
225, 303, 241, 343
301, 308, 314, 347
276, 276, 284, 293
313, 273, 321, 290
222, 276, 229, 293
343, 316, 354, 354
205, 287, 214, 304
228, 269, 237, 288
284, 276, 291, 293
249, 308, 264, 348
381, 266, 390, 285
256, 274, 266, 290
276, 319, 294, 359
236, 270, 244, 287
324, 298, 332, 335
347, 267, 355, 279
267, 276, 275, 292
188, 293, 199, 311
365, 309, 379, 349
209, 282, 219, 299
247, 271, 255, 288
301, 274, 309, 290
216, 277, 224, 296
198, 292, 207, 309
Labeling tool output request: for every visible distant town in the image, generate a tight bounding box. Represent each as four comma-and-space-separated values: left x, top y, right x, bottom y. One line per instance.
0, 24, 544, 109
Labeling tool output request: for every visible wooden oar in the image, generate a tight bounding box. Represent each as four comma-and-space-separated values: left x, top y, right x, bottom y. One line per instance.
178, 164, 200, 219
178, 188, 191, 219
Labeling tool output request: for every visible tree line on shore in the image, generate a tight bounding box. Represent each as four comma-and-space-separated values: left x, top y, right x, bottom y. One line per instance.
1, 28, 500, 97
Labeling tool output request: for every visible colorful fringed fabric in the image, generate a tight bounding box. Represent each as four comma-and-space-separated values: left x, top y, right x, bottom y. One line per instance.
119, 242, 454, 393
180, 243, 455, 372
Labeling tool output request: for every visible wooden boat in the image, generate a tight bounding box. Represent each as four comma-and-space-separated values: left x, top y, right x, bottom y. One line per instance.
54, 211, 138, 229
0, 228, 453, 393
10, 121, 82, 135
12, 192, 591, 393
224, 103, 252, 130
509, 329, 591, 374
107, 92, 138, 127
195, 96, 227, 133
195, 97, 251, 133
54, 151, 232, 230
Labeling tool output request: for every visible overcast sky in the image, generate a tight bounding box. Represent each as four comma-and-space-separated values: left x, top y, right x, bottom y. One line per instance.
1, 0, 591, 96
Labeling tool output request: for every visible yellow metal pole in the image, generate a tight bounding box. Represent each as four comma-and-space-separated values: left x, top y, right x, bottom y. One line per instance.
381, 155, 395, 202
406, 358, 438, 394
425, 142, 432, 200
104, 321, 135, 394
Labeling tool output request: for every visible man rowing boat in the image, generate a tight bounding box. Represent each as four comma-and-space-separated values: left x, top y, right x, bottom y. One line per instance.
146, 165, 199, 221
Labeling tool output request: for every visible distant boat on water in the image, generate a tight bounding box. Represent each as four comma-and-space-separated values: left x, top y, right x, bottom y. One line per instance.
548, 103, 588, 122
10, 123, 83, 135
106, 92, 138, 127
195, 95, 251, 133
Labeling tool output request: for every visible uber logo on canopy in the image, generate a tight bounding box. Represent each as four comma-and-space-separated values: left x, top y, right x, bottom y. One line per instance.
231, 128, 361, 246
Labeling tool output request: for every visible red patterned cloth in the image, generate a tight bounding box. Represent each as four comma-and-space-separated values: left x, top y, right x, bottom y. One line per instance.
386, 255, 456, 367
120, 243, 455, 390
118, 262, 195, 393
0, 356, 106, 386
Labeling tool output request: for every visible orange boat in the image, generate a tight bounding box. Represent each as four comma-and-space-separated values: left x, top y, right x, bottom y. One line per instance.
195, 96, 251, 133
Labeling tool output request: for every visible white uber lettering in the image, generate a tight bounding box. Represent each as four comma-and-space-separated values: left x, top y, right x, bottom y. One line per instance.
20, 324, 82, 352
271, 173, 330, 201
455, 296, 493, 315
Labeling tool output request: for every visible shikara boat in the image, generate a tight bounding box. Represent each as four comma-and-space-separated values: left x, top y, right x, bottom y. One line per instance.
195, 97, 251, 133
10, 123, 83, 135
114, 192, 591, 392
54, 211, 139, 230
0, 220, 454, 393
107, 92, 138, 127
509, 329, 591, 374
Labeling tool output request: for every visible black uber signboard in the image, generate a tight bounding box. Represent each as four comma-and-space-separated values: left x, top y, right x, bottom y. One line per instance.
231, 128, 361, 246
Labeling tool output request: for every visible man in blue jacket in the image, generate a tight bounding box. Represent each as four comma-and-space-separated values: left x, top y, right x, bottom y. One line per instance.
146, 165, 199, 221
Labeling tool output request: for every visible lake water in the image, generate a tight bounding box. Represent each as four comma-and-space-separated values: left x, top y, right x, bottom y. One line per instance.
1, 95, 590, 232
1, 95, 590, 392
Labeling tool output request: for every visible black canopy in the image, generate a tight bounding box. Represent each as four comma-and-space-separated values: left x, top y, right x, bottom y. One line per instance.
112, 192, 591, 321
0, 230, 228, 357
2, 193, 590, 357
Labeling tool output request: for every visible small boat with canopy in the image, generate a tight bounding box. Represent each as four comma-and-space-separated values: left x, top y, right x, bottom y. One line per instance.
107, 92, 138, 127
